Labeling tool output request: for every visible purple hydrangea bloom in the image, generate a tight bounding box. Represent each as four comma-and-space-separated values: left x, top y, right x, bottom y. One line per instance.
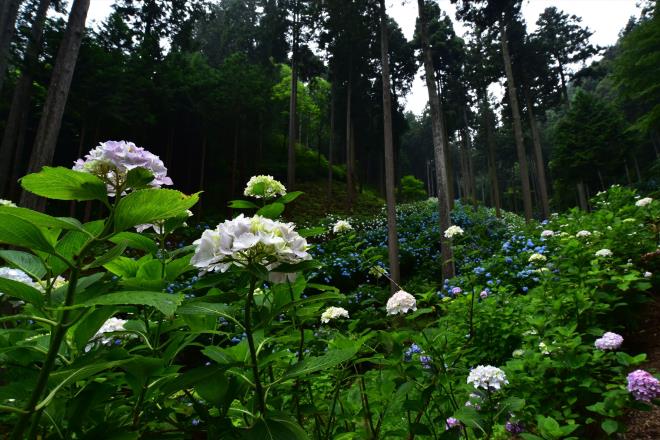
506, 421, 524, 434
445, 417, 461, 430
420, 355, 432, 369
451, 287, 462, 295
627, 370, 660, 402
404, 343, 422, 361
480, 290, 488, 299
73, 140, 173, 195
594, 332, 623, 351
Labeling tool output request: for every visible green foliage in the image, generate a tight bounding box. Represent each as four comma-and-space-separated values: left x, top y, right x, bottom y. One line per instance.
398, 175, 427, 202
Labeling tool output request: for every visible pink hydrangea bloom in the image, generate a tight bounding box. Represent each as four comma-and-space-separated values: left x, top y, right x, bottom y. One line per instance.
627, 370, 660, 402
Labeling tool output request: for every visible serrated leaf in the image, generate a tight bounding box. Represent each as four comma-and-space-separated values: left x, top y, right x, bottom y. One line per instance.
228, 199, 259, 209
283, 347, 358, 380
81, 291, 184, 316
0, 213, 55, 252
114, 189, 199, 232
256, 202, 284, 219
277, 191, 303, 204
0, 277, 44, 307
84, 242, 128, 270
109, 232, 158, 253
0, 250, 47, 279
20, 166, 108, 202
0, 206, 86, 232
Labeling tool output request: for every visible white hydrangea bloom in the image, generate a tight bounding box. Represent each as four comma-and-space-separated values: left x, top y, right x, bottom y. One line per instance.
539, 341, 550, 355
644, 271, 652, 278
321, 306, 349, 323
191, 214, 310, 279
576, 230, 591, 238
332, 220, 353, 234
0, 267, 42, 296
244, 175, 286, 199
90, 317, 128, 346
467, 365, 509, 390
595, 249, 613, 258
73, 140, 172, 196
386, 290, 417, 315
444, 225, 464, 239
635, 197, 652, 207
368, 265, 387, 278
38, 276, 67, 291
0, 199, 17, 207
528, 253, 547, 264
541, 230, 554, 237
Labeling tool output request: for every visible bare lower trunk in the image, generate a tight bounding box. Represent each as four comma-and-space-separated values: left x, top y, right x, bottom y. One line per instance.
501, 17, 533, 221
379, 0, 400, 290
287, 6, 299, 189
345, 74, 354, 212
198, 134, 207, 214
0, 0, 22, 95
483, 95, 501, 217
418, 0, 454, 279
0, 0, 51, 198
22, 0, 91, 211
576, 181, 588, 211
522, 81, 550, 219
231, 118, 239, 197
328, 87, 334, 200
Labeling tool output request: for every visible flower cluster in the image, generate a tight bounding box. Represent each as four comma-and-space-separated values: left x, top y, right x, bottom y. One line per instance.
445, 417, 461, 430
386, 290, 417, 315
576, 230, 592, 238
0, 267, 41, 295
444, 225, 464, 239
321, 306, 349, 323
191, 214, 310, 279
467, 365, 509, 390
0, 199, 17, 207
73, 141, 172, 195
594, 332, 624, 351
243, 175, 286, 199
528, 253, 547, 264
541, 230, 554, 238
635, 197, 652, 207
627, 370, 660, 402
404, 343, 423, 361
332, 220, 353, 234
368, 265, 387, 279
91, 317, 127, 345
595, 248, 613, 258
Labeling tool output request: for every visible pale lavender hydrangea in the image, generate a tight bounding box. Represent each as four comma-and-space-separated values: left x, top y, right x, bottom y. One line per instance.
594, 332, 624, 351
506, 421, 524, 434
480, 290, 488, 299
467, 365, 508, 390
627, 370, 660, 402
386, 290, 417, 315
73, 140, 172, 195
445, 417, 461, 430
451, 287, 462, 295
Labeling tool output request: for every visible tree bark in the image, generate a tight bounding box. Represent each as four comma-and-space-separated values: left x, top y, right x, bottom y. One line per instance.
417, 0, 454, 279
345, 73, 354, 212
379, 0, 400, 290
576, 181, 588, 211
21, 0, 90, 211
500, 17, 533, 221
230, 117, 239, 197
328, 85, 334, 200
483, 93, 501, 217
0, 0, 22, 96
287, 3, 299, 188
0, 0, 51, 198
522, 80, 550, 219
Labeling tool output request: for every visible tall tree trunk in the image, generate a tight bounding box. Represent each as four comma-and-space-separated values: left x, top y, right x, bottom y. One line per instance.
417, 0, 454, 279
328, 85, 334, 200
69, 121, 86, 216
461, 107, 476, 205
345, 73, 354, 212
379, 0, 400, 290
0, 0, 22, 96
556, 55, 568, 103
576, 181, 588, 211
287, 4, 298, 188
483, 93, 501, 217
522, 80, 550, 219
198, 134, 207, 215
500, 17, 533, 221
230, 117, 239, 197
0, 0, 50, 198
21, 0, 90, 211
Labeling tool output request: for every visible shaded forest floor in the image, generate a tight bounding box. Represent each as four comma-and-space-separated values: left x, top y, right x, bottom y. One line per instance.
624, 291, 660, 439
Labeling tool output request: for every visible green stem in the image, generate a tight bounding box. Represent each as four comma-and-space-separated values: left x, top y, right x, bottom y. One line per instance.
245, 276, 266, 415
0, 315, 57, 327
324, 371, 344, 439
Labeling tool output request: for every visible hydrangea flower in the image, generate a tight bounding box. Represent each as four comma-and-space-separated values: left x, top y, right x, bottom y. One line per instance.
594, 332, 623, 350
243, 175, 286, 199
0, 267, 42, 295
539, 341, 550, 355
368, 265, 387, 278
321, 306, 349, 323
386, 290, 417, 315
595, 249, 613, 258
91, 317, 128, 345
528, 253, 547, 264
644, 271, 652, 278
0, 199, 17, 207
467, 365, 509, 390
419, 355, 433, 369
444, 225, 464, 239
445, 417, 461, 430
73, 141, 172, 196
404, 343, 423, 361
190, 214, 311, 279
332, 220, 353, 234
479, 290, 488, 299
506, 421, 524, 434
541, 230, 554, 237
451, 287, 462, 295
627, 370, 660, 402
635, 197, 652, 207
576, 230, 591, 238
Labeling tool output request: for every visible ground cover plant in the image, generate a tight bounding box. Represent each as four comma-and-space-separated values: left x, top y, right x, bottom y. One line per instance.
0, 145, 658, 439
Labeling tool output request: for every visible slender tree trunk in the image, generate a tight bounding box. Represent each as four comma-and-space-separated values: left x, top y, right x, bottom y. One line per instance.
69, 121, 86, 216
624, 159, 632, 185
21, 0, 90, 211
231, 117, 239, 197
0, 0, 50, 198
198, 134, 207, 214
461, 107, 476, 205
0, 0, 22, 96
328, 86, 334, 199
483, 94, 501, 217
287, 5, 299, 188
576, 181, 588, 211
632, 156, 642, 183
418, 0, 454, 279
345, 73, 354, 212
522, 80, 550, 219
556, 55, 568, 103
379, 0, 400, 290
500, 17, 533, 221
